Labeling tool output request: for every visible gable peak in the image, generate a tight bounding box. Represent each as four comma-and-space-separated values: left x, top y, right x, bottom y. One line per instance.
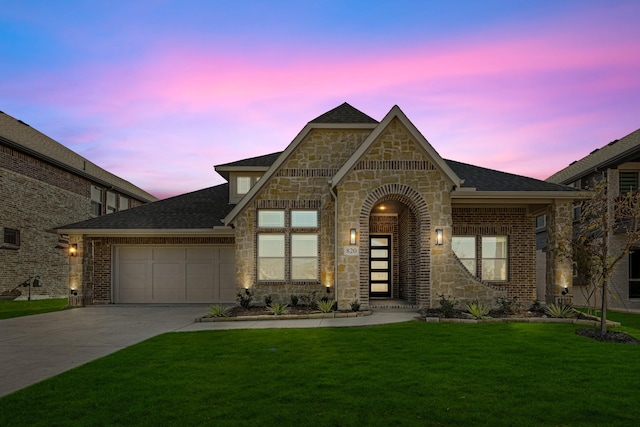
309, 102, 379, 124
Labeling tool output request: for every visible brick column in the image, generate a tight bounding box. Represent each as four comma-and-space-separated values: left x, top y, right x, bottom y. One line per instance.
545, 201, 573, 304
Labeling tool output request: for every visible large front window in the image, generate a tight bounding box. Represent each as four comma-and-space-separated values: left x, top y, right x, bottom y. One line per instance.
452, 236, 476, 274
257, 209, 318, 282
482, 236, 508, 281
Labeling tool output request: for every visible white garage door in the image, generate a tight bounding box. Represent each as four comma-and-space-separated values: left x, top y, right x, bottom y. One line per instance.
115, 246, 235, 303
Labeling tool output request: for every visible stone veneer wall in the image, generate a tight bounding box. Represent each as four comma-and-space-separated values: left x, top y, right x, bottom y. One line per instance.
233, 129, 372, 306
72, 236, 234, 304
452, 207, 535, 302
545, 200, 574, 304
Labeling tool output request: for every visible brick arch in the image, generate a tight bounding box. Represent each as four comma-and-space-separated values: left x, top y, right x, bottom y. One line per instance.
359, 184, 432, 308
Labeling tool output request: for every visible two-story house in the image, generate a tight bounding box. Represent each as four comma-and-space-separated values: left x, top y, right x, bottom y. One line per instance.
57, 103, 581, 309
539, 127, 640, 311
1, 111, 156, 299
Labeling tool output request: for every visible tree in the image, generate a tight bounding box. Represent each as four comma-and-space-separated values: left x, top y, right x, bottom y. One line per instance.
574, 179, 640, 335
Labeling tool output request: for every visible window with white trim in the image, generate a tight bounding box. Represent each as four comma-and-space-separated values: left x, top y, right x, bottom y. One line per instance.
237, 176, 252, 195
258, 234, 285, 280
452, 236, 476, 275
119, 196, 129, 210
482, 236, 508, 281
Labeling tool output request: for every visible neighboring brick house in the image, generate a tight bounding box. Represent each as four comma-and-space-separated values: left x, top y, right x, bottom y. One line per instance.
58, 103, 580, 309
0, 111, 157, 299
538, 127, 640, 311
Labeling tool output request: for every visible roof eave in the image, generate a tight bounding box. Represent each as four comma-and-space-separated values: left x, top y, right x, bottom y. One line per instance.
55, 227, 235, 237
451, 190, 590, 202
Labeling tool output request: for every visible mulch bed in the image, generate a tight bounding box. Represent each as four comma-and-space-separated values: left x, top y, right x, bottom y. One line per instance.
575, 328, 640, 344
229, 305, 350, 316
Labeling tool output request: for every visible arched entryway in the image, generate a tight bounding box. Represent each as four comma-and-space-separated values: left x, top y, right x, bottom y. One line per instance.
359, 184, 431, 308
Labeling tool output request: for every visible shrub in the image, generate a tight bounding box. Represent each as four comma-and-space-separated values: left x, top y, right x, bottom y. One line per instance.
529, 299, 544, 313
350, 300, 361, 312
299, 291, 318, 308
208, 304, 232, 318
545, 303, 576, 318
263, 295, 273, 307
438, 294, 458, 318
465, 300, 491, 319
236, 289, 253, 308
266, 303, 289, 315
316, 299, 335, 313
290, 294, 299, 307
496, 296, 523, 315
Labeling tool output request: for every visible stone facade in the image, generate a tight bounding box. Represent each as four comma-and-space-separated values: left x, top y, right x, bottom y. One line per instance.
545, 200, 574, 304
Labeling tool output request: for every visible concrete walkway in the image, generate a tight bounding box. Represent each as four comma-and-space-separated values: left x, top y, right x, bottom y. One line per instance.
0, 305, 417, 398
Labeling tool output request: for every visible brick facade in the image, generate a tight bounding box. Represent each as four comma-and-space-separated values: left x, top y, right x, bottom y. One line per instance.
1, 135, 150, 299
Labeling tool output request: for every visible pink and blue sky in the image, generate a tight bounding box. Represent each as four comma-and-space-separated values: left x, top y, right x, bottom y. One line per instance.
2, 1, 639, 199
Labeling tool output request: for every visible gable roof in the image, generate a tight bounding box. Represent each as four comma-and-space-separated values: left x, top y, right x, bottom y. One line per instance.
331, 105, 463, 188
214, 152, 281, 180
222, 103, 379, 225
309, 102, 378, 124
0, 111, 157, 202
56, 183, 233, 234
447, 160, 577, 192
547, 127, 640, 184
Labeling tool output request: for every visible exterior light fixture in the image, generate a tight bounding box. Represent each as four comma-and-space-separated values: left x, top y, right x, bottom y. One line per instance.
326, 285, 331, 294
350, 228, 357, 245
435, 229, 443, 246
561, 286, 569, 296
69, 243, 78, 257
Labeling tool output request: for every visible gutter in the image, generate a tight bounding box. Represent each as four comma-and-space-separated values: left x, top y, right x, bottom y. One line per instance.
328, 181, 339, 310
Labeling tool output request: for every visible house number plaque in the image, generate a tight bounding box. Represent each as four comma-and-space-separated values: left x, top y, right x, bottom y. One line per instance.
344, 247, 359, 256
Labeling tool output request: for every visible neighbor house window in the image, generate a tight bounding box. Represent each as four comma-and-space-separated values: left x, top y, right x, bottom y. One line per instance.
258, 234, 285, 280
620, 171, 639, 195
629, 249, 640, 299
482, 236, 508, 281
91, 186, 103, 216
536, 215, 546, 230
237, 176, 252, 195
106, 191, 117, 214
119, 196, 129, 210
257, 208, 319, 282
3, 228, 20, 247
573, 203, 581, 222
452, 236, 476, 274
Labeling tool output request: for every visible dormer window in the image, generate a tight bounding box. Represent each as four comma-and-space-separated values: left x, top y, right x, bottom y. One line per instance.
237, 176, 251, 195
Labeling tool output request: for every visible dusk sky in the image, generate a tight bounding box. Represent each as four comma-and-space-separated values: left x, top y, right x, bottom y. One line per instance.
2, 1, 639, 199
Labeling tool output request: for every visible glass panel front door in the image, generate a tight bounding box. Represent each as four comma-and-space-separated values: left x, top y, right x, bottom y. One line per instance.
370, 235, 391, 297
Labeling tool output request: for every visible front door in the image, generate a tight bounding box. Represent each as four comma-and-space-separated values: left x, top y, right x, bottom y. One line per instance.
370, 235, 392, 298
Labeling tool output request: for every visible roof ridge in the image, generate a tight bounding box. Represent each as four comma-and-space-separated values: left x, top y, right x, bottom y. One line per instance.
309, 102, 378, 124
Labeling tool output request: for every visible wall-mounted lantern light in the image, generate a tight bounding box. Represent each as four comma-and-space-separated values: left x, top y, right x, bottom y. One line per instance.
350, 228, 357, 245
69, 243, 78, 257
435, 229, 443, 246
561, 286, 569, 296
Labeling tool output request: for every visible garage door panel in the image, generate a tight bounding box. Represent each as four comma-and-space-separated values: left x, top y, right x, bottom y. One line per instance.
153, 247, 187, 260
116, 245, 235, 303
186, 263, 215, 301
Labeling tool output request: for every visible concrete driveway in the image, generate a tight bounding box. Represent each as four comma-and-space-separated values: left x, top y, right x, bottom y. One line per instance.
0, 305, 208, 398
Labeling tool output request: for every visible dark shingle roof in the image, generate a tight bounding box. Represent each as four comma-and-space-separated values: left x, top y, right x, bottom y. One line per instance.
57, 184, 233, 230
309, 102, 379, 124
446, 160, 576, 192
216, 152, 282, 168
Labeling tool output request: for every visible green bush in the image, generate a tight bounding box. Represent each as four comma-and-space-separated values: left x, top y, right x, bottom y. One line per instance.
263, 295, 273, 307
266, 303, 289, 315
236, 289, 253, 308
208, 304, 232, 318
496, 296, 523, 315
316, 299, 335, 313
438, 294, 457, 318
350, 300, 361, 312
545, 303, 576, 318
290, 294, 299, 307
465, 300, 491, 319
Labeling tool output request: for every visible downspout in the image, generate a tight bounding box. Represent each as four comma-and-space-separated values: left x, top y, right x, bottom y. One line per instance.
328, 181, 339, 310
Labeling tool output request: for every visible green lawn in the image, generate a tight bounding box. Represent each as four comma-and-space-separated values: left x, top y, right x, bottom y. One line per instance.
0, 298, 69, 319
1, 321, 639, 426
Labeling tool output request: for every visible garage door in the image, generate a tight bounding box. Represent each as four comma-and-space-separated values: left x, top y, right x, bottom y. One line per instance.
114, 246, 235, 303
